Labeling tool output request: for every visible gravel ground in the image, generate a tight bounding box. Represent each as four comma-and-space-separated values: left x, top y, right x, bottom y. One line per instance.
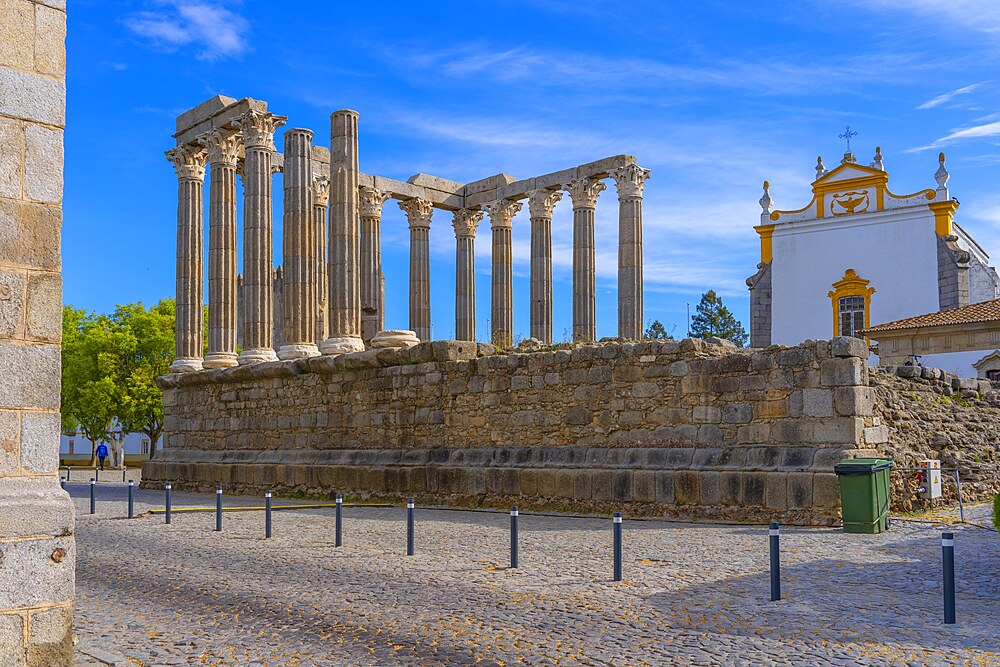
69, 481, 1000, 666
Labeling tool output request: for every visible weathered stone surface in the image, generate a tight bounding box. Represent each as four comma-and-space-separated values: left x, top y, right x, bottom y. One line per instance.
0, 66, 65, 126
0, 342, 59, 409
26, 603, 72, 667
25, 271, 60, 342
20, 410, 59, 473
0, 199, 61, 270
0, 612, 25, 666
24, 121, 62, 203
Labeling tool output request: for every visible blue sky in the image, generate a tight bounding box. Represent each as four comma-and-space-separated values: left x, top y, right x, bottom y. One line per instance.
64, 0, 1000, 341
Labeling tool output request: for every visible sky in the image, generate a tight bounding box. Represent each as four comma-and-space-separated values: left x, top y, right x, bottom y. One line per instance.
63, 0, 1000, 342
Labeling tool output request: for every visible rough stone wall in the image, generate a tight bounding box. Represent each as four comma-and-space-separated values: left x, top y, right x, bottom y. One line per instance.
747, 262, 772, 349
0, 1, 74, 664
146, 337, 882, 525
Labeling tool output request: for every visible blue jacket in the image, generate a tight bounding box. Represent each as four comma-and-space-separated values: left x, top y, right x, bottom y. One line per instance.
96, 444, 108, 458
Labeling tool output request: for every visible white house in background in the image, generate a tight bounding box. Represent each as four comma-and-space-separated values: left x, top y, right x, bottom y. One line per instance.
747, 147, 1000, 376
60, 431, 152, 457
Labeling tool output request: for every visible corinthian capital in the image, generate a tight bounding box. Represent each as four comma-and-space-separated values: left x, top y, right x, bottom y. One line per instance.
482, 198, 523, 229
359, 186, 392, 219
564, 177, 606, 209
527, 189, 563, 219
165, 143, 208, 182
609, 164, 651, 199
313, 175, 331, 207
236, 109, 288, 151
399, 198, 433, 229
200, 128, 241, 166
452, 208, 484, 238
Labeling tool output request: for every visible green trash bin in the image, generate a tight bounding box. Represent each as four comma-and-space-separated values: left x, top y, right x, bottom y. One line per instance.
834, 458, 893, 534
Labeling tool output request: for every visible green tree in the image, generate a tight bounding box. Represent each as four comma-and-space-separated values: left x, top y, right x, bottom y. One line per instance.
61, 308, 119, 464
688, 290, 749, 347
644, 320, 674, 340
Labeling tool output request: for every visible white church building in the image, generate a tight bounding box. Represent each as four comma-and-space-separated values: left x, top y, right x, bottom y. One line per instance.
747, 147, 1000, 376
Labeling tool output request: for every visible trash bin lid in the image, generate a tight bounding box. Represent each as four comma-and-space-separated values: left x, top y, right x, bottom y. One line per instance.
834, 457, 893, 476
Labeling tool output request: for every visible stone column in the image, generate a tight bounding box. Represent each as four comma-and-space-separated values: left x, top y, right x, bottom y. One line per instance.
610, 164, 650, 341
399, 198, 433, 342
277, 128, 319, 360
166, 144, 208, 372
236, 109, 286, 365
360, 186, 391, 342
527, 189, 562, 344
322, 110, 365, 354
312, 175, 330, 344
565, 177, 606, 342
201, 128, 242, 369
483, 198, 523, 348
452, 209, 484, 341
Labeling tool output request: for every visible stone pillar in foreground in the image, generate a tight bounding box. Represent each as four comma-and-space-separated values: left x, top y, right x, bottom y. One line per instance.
565, 177, 606, 342
278, 128, 319, 360
527, 189, 562, 344
610, 164, 650, 341
236, 109, 286, 365
322, 110, 365, 354
452, 208, 483, 341
399, 198, 434, 342
312, 174, 331, 344
360, 186, 391, 343
202, 127, 242, 369
166, 144, 208, 372
484, 198, 522, 348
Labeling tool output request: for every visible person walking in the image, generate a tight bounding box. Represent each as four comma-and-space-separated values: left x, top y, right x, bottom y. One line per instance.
96, 443, 109, 471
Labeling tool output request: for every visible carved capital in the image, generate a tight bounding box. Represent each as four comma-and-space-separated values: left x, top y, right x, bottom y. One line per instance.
452, 208, 484, 238
236, 109, 287, 151
527, 189, 563, 219
313, 175, 331, 207
564, 177, 606, 209
200, 128, 241, 166
165, 144, 208, 182
609, 164, 651, 199
399, 198, 433, 229
359, 186, 392, 219
482, 198, 523, 229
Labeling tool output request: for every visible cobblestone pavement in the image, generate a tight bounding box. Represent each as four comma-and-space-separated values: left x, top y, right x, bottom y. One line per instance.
69, 482, 999, 666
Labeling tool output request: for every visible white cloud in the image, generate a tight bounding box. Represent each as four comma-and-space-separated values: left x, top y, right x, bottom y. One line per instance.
860, 0, 1000, 36
917, 82, 987, 109
905, 120, 1000, 152
124, 2, 249, 60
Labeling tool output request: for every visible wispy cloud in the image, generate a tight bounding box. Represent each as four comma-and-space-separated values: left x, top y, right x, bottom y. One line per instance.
859, 0, 1000, 37
917, 82, 987, 109
124, 1, 249, 60
905, 120, 1000, 152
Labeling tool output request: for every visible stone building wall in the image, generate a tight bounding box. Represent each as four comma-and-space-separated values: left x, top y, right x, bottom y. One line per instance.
147, 337, 885, 525
0, 1, 74, 664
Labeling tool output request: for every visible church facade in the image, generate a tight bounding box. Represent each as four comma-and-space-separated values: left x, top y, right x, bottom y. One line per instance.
747, 148, 1000, 374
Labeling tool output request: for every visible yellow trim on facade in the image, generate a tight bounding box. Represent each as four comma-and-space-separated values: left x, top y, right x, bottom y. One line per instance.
770, 197, 817, 221
754, 224, 775, 263
929, 200, 959, 237
827, 269, 876, 339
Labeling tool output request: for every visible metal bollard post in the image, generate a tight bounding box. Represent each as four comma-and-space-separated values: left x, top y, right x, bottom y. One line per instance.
122, 466, 127, 483
65, 466, 70, 482
165, 483, 172, 524
613, 512, 623, 582
60, 477, 66, 491
406, 498, 415, 556
127, 480, 134, 519
769, 521, 781, 601
510, 506, 519, 569
265, 491, 272, 539
215, 485, 223, 532
335, 494, 343, 547
954, 470, 965, 524
94, 467, 99, 483
90, 479, 96, 515
942, 532, 956, 624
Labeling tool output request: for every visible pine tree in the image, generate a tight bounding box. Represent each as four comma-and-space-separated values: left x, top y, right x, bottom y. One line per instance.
688, 290, 749, 347
644, 320, 673, 340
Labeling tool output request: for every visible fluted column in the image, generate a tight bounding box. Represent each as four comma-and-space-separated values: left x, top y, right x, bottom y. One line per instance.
201, 128, 241, 369
360, 186, 391, 342
165, 144, 208, 373
399, 198, 433, 342
322, 110, 365, 355
312, 175, 330, 344
235, 109, 286, 365
565, 177, 606, 342
277, 128, 319, 360
483, 198, 523, 348
452, 209, 483, 341
527, 189, 562, 344
610, 164, 651, 340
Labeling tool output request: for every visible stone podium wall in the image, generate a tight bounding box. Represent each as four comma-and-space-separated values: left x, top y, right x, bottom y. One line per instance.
146, 337, 884, 524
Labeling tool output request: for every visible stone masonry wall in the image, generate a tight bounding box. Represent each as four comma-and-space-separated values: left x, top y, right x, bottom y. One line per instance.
0, 1, 74, 665
146, 337, 884, 525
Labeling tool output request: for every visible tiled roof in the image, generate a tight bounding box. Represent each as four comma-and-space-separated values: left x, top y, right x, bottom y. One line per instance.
861, 298, 1000, 334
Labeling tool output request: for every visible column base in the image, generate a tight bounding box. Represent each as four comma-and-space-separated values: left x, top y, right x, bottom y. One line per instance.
168, 357, 203, 373
319, 336, 366, 355
202, 352, 238, 369
370, 330, 420, 349
237, 348, 279, 365
277, 343, 321, 360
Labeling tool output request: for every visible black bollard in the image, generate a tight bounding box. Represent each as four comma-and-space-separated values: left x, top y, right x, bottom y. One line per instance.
90, 479, 96, 515
127, 480, 134, 519
215, 484, 223, 532
265, 491, 272, 539
510, 506, 519, 569
122, 466, 127, 483
65, 466, 71, 482
335, 494, 343, 547
406, 498, 415, 556
942, 532, 956, 624
769, 521, 781, 601
94, 467, 99, 484
613, 512, 623, 581
60, 477, 66, 491
165, 483, 172, 524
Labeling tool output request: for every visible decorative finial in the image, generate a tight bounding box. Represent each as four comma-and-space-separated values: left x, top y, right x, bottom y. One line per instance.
759, 180, 773, 214
838, 125, 859, 152
815, 156, 828, 179
935, 151, 950, 191
872, 146, 884, 171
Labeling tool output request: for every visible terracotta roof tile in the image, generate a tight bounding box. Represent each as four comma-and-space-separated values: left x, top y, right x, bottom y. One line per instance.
860, 299, 1000, 334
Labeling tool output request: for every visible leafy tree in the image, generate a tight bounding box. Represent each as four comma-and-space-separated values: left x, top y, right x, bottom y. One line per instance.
61, 308, 119, 464
644, 320, 674, 340
688, 290, 749, 347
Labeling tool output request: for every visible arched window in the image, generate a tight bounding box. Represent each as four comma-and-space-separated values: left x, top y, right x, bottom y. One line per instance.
828, 269, 875, 339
